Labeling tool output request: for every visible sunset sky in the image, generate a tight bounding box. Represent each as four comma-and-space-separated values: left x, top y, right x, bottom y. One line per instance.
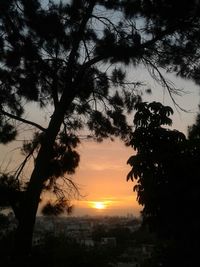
50, 68, 200, 217
1, 1, 199, 219
71, 139, 139, 216
67, 67, 199, 217
0, 66, 199, 217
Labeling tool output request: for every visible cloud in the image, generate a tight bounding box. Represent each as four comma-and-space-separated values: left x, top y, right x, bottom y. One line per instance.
83, 162, 124, 171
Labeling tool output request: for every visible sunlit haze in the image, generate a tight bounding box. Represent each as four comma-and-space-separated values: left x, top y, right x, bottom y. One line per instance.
90, 201, 107, 210
68, 69, 200, 217
0, 67, 199, 218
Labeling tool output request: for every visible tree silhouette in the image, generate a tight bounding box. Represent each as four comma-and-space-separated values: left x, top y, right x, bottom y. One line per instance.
188, 106, 200, 140
1, 0, 200, 262
127, 102, 200, 266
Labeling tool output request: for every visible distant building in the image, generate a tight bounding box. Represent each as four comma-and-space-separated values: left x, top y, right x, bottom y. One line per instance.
117, 263, 139, 267
101, 237, 117, 247
80, 238, 95, 247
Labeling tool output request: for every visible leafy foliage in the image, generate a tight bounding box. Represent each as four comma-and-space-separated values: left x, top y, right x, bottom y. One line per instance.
188, 105, 200, 140
0, 118, 17, 144
127, 102, 200, 266
41, 198, 73, 216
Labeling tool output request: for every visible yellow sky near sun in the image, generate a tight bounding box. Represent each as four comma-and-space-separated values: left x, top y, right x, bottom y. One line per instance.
69, 139, 141, 217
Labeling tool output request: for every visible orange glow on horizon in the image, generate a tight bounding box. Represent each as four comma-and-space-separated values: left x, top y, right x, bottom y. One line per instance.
89, 201, 112, 210
93, 202, 106, 209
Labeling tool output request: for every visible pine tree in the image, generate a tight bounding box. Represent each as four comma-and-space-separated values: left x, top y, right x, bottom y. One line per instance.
1, 0, 200, 262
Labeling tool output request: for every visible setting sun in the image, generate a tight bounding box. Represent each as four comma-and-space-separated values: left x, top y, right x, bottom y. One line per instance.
94, 202, 106, 209
89, 201, 111, 210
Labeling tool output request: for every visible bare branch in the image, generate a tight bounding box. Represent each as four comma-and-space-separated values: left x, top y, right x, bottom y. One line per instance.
142, 57, 188, 112
0, 109, 46, 132
14, 148, 35, 181
92, 15, 120, 33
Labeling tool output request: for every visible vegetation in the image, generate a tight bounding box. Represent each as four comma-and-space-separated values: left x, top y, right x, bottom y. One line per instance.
1, 0, 200, 263
32, 235, 117, 267
127, 102, 200, 266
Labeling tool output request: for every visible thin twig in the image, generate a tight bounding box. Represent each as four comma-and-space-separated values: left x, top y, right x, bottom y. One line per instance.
142, 57, 188, 113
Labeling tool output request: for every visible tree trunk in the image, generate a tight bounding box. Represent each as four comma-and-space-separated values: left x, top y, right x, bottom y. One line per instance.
12, 88, 77, 263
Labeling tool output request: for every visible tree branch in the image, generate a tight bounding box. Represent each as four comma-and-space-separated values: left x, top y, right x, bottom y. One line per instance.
79, 26, 178, 71
92, 15, 120, 33
142, 57, 187, 112
0, 109, 46, 132
14, 147, 36, 181
65, 1, 96, 78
